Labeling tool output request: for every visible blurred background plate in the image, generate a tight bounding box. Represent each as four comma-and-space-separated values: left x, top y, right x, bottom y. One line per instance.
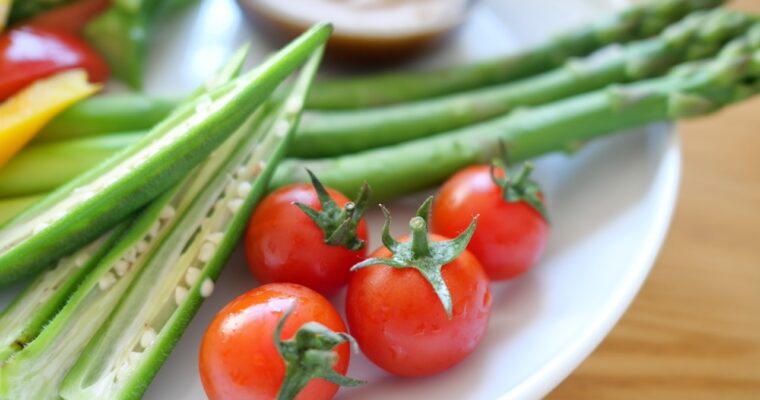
0, 0, 681, 398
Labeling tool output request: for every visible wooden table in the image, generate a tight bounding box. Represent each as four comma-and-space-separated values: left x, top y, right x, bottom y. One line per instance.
549, 1, 760, 398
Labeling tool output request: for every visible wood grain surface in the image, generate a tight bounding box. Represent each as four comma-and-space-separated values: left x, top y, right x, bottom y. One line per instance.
548, 1, 760, 398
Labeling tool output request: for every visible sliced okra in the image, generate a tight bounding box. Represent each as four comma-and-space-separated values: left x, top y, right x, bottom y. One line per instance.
59, 47, 323, 400
0, 23, 332, 286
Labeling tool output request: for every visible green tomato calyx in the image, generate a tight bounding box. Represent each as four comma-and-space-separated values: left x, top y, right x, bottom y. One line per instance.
351, 196, 477, 319
491, 143, 549, 222
295, 169, 371, 251
275, 308, 364, 400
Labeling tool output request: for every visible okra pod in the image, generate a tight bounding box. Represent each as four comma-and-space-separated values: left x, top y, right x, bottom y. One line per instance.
0, 23, 331, 286
305, 0, 725, 109
58, 47, 321, 400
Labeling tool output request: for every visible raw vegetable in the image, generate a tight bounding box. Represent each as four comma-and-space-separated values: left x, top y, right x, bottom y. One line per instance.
0, 133, 142, 198
0, 42, 251, 399
293, 8, 755, 158
7, 0, 73, 24
0, 22, 331, 286
244, 171, 370, 294
0, 69, 99, 168
34, 95, 176, 143
347, 197, 491, 376
23, 0, 110, 33
432, 162, 550, 280
0, 26, 108, 101
58, 47, 322, 400
83, 0, 196, 88
305, 0, 725, 109
274, 24, 760, 200
0, 195, 40, 226
200, 283, 361, 400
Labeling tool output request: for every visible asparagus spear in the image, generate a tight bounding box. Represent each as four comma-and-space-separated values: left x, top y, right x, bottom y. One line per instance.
305, 0, 725, 109
33, 96, 176, 143
293, 9, 755, 158
0, 23, 331, 286
274, 25, 760, 199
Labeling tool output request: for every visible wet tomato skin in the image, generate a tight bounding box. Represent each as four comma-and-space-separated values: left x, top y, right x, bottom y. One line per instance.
244, 184, 368, 295
345, 234, 492, 377
432, 165, 549, 280
200, 283, 350, 400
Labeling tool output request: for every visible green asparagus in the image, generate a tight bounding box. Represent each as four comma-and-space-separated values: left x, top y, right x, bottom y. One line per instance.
293, 9, 755, 158
274, 25, 760, 199
305, 0, 725, 109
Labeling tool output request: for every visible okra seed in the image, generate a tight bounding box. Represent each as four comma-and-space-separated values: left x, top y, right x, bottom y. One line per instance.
124, 248, 137, 263
115, 363, 133, 383
237, 182, 252, 198
140, 328, 157, 349
200, 278, 215, 298
160, 206, 176, 221
98, 272, 117, 291
185, 267, 202, 286
128, 351, 142, 366
148, 222, 160, 239
175, 286, 189, 306
114, 260, 130, 277
198, 242, 216, 263
224, 181, 237, 197
136, 240, 149, 255
206, 232, 224, 245
227, 199, 244, 214
235, 166, 250, 180
74, 253, 89, 268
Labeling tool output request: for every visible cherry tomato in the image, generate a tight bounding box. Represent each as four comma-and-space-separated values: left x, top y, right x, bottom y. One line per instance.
432, 165, 549, 280
0, 26, 109, 101
200, 283, 351, 400
346, 234, 491, 377
244, 183, 369, 294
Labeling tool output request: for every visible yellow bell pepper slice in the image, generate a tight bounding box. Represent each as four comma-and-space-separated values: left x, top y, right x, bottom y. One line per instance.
0, 0, 11, 32
0, 69, 100, 168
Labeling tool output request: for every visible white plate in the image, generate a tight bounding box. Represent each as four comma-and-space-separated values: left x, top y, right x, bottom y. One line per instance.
0, 0, 680, 398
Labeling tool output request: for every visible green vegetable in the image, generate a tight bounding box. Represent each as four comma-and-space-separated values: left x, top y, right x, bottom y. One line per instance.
0, 23, 331, 287
305, 0, 725, 109
59, 47, 321, 400
0, 195, 40, 226
7, 0, 72, 23
83, 0, 197, 88
293, 9, 754, 157
274, 24, 760, 199
34, 96, 177, 143
0, 133, 142, 198
0, 41, 256, 400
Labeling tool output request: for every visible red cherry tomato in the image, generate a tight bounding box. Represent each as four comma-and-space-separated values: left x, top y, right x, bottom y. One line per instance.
244, 184, 369, 294
0, 26, 109, 101
346, 234, 491, 377
432, 165, 549, 280
200, 283, 351, 400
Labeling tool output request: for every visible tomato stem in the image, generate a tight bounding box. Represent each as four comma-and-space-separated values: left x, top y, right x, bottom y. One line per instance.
295, 169, 370, 251
490, 143, 549, 222
352, 196, 478, 318
275, 308, 364, 400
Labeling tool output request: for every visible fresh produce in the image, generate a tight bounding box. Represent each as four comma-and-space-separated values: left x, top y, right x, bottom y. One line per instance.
305, 0, 725, 109
0, 132, 141, 198
0, 23, 330, 286
292, 8, 755, 158
34, 95, 176, 142
0, 195, 40, 226
0, 26, 108, 101
432, 161, 549, 280
346, 197, 491, 377
245, 171, 370, 294
274, 24, 760, 200
83, 0, 196, 88
23, 0, 110, 33
57, 47, 322, 400
200, 283, 362, 400
0, 42, 254, 399
0, 69, 99, 168
6, 0, 72, 24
